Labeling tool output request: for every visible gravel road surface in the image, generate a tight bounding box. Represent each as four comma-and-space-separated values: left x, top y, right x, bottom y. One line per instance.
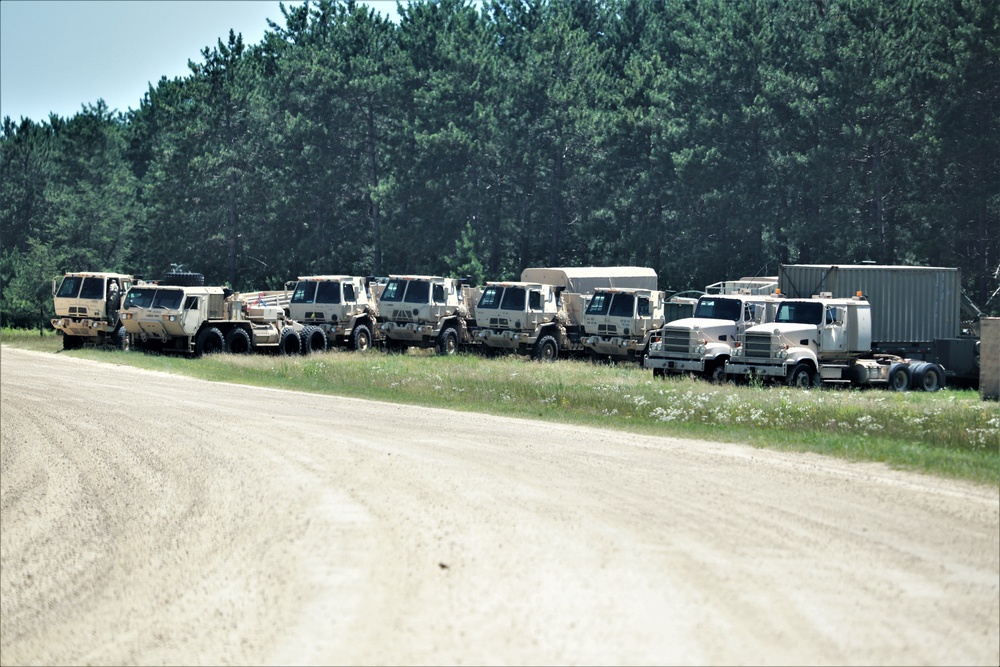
1, 347, 998, 665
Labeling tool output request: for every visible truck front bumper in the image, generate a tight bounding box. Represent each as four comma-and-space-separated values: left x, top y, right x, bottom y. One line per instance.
51, 318, 115, 337
725, 360, 788, 378
643, 355, 706, 373
475, 329, 528, 349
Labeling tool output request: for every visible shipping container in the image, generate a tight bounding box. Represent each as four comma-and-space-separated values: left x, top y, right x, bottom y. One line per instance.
778, 265, 961, 344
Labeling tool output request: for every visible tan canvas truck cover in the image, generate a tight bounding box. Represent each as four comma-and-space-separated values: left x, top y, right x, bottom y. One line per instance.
520, 267, 657, 293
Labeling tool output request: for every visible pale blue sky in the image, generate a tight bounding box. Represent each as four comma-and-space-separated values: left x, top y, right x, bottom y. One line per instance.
1, 0, 399, 124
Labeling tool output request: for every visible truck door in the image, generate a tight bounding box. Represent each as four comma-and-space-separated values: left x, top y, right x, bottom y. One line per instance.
820, 306, 847, 352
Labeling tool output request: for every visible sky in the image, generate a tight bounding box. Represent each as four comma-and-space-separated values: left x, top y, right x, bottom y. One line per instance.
0, 0, 399, 124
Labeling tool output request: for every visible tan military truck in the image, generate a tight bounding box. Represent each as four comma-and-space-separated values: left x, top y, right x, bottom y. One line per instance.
120, 283, 305, 356
51, 271, 138, 349
376, 275, 480, 354
474, 267, 658, 361
286, 275, 379, 352
582, 288, 700, 363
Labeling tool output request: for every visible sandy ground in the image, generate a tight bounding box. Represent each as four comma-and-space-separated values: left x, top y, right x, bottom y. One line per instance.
1, 346, 997, 666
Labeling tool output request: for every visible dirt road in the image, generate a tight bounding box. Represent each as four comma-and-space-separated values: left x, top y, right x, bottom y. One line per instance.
1, 347, 997, 665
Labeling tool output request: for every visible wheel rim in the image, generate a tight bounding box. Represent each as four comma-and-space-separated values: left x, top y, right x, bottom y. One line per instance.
358, 330, 370, 351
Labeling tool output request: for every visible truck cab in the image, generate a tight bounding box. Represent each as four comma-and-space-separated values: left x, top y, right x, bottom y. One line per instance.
376, 275, 477, 354
288, 275, 377, 351
644, 293, 779, 381
582, 288, 667, 362
51, 271, 137, 349
473, 281, 573, 360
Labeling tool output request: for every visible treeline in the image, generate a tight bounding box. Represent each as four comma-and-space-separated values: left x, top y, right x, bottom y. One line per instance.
2, 0, 998, 328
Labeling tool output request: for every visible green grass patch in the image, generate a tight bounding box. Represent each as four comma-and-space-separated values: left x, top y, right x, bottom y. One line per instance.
4, 328, 998, 486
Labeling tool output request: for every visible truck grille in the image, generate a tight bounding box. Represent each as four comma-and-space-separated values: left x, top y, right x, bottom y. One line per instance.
391, 309, 414, 322
743, 333, 773, 359
489, 317, 509, 327
661, 328, 693, 354
598, 324, 617, 334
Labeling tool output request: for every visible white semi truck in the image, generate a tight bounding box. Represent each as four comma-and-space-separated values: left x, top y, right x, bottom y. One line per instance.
286, 275, 379, 352
474, 266, 658, 361
376, 275, 480, 354
644, 292, 781, 381
51, 271, 138, 349
726, 292, 945, 390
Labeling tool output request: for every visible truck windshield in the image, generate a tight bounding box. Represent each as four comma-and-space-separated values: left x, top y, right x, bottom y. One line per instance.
79, 277, 105, 300
478, 286, 502, 309
403, 280, 430, 304
152, 290, 184, 310
609, 294, 635, 317
499, 286, 525, 310
694, 297, 742, 321
381, 279, 406, 302
123, 288, 156, 309
586, 293, 610, 315
56, 276, 83, 298
775, 301, 823, 325
291, 281, 317, 304
316, 281, 342, 304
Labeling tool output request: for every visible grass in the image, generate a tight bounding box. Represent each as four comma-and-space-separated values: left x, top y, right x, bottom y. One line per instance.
3, 327, 998, 486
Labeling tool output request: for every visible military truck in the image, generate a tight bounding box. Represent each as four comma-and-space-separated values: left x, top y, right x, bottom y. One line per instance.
51, 271, 138, 349
286, 275, 379, 352
474, 267, 658, 361
120, 283, 305, 356
376, 275, 480, 354
725, 264, 984, 390
581, 289, 699, 363
644, 292, 781, 381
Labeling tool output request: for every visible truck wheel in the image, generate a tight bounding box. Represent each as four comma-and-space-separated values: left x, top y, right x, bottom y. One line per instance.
887, 363, 911, 392
704, 362, 727, 384
353, 324, 372, 352
787, 362, 816, 388
195, 326, 224, 356
225, 327, 252, 354
62, 335, 83, 351
114, 326, 129, 351
303, 326, 328, 354
533, 335, 559, 362
435, 327, 459, 356
279, 327, 301, 356
912, 362, 945, 392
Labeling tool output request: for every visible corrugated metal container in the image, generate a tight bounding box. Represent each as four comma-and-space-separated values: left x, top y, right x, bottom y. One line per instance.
777, 264, 961, 343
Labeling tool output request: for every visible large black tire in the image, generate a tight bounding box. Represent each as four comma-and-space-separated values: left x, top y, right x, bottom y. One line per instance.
302, 326, 328, 354
887, 363, 912, 392
225, 327, 252, 354
113, 325, 129, 351
532, 335, 559, 362
62, 334, 83, 351
704, 361, 727, 384
353, 324, 373, 352
911, 362, 945, 392
435, 327, 459, 356
160, 272, 205, 287
787, 362, 817, 388
279, 327, 301, 356
195, 326, 224, 356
